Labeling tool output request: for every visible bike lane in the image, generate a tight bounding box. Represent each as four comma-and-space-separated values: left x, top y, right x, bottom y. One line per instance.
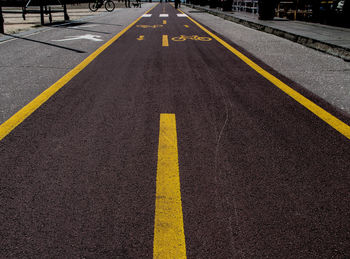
0, 3, 349, 258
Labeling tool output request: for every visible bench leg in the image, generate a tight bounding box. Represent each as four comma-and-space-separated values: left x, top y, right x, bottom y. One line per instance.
22, 7, 26, 20
40, 5, 44, 25
63, 4, 69, 21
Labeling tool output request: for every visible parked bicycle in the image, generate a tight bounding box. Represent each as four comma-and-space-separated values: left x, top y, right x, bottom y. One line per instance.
89, 0, 115, 12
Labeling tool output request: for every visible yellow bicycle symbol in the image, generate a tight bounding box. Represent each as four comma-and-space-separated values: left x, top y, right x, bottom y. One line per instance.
136, 25, 163, 29
171, 35, 212, 42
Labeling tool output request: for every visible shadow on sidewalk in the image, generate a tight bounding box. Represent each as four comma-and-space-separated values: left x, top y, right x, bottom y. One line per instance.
46, 21, 112, 34
3, 33, 86, 53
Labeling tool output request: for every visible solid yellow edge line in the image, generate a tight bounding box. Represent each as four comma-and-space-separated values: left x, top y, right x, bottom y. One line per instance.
0, 3, 158, 142
178, 9, 350, 140
162, 35, 169, 47
154, 114, 187, 259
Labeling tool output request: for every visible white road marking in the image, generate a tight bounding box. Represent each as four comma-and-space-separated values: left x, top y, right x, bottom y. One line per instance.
159, 14, 169, 17
142, 14, 152, 17
177, 14, 188, 17
52, 34, 103, 42
0, 29, 51, 45
76, 24, 97, 28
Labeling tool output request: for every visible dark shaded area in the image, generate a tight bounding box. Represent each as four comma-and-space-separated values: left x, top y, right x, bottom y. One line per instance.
46, 22, 112, 34
3, 33, 86, 52
0, 0, 90, 7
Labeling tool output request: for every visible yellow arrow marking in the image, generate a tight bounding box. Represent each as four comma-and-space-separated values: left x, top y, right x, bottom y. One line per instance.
137, 35, 144, 41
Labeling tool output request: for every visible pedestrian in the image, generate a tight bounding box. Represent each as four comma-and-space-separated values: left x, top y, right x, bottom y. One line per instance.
175, 0, 179, 8
125, 0, 131, 8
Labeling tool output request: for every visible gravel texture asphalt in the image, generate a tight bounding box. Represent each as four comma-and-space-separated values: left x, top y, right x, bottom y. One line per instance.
0, 3, 350, 258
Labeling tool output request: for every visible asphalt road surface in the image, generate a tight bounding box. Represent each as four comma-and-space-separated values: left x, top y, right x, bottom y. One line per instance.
1, 3, 350, 258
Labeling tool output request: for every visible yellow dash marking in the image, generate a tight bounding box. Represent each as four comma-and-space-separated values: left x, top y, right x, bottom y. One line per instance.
0, 4, 158, 142
163, 20, 167, 25
154, 114, 187, 259
184, 25, 189, 28
162, 35, 169, 47
178, 9, 350, 140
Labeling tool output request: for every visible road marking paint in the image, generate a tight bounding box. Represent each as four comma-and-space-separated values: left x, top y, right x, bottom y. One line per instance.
163, 20, 167, 25
142, 14, 152, 17
159, 14, 169, 17
178, 9, 350, 140
52, 34, 103, 42
184, 25, 189, 28
162, 35, 169, 47
177, 13, 188, 17
171, 35, 212, 42
137, 35, 144, 41
154, 114, 187, 259
137, 24, 163, 29
0, 29, 51, 45
0, 4, 158, 142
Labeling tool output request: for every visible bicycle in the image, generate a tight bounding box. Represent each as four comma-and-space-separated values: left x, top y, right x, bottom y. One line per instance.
171, 35, 212, 42
136, 25, 163, 29
89, 0, 115, 12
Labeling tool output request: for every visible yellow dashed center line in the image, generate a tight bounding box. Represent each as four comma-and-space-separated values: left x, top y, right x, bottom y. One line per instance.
162, 35, 169, 47
154, 114, 187, 259
163, 20, 167, 25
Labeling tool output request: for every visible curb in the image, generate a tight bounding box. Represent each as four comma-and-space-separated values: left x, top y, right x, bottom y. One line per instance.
184, 4, 350, 61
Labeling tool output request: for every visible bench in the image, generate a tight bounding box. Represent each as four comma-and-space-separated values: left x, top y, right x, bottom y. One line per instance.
0, 0, 70, 33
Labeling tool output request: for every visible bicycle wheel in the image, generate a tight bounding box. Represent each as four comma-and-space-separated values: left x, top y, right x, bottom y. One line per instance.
197, 37, 212, 41
105, 0, 115, 12
89, 1, 99, 12
171, 36, 186, 41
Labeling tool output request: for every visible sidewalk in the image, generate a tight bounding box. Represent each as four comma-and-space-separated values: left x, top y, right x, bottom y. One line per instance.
185, 4, 350, 61
0, 2, 125, 35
